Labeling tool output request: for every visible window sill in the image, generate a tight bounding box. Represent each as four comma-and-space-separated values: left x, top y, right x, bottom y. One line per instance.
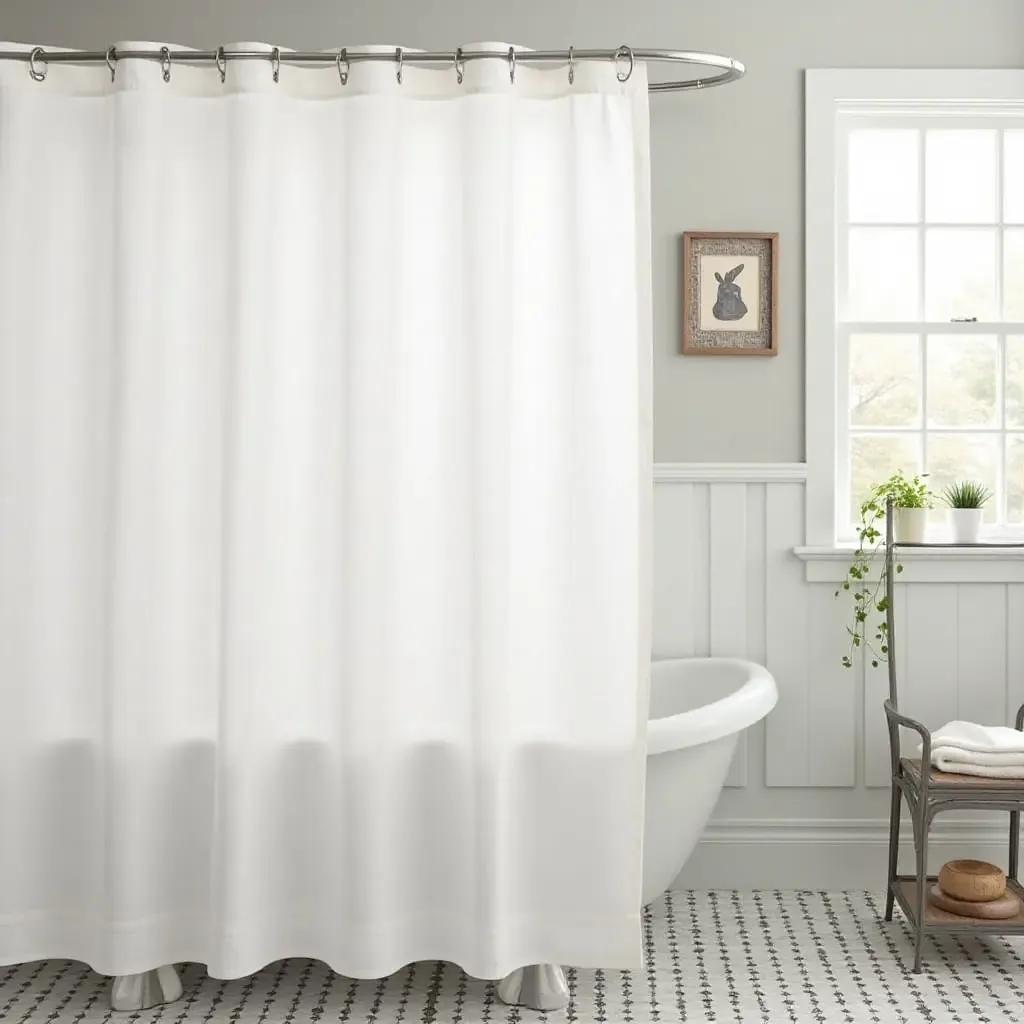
793, 544, 1024, 584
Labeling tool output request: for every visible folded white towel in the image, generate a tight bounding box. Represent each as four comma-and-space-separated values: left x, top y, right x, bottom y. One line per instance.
930, 752, 1024, 779
931, 746, 1024, 768
937, 749, 1024, 770
930, 720, 1024, 754
917, 720, 1024, 778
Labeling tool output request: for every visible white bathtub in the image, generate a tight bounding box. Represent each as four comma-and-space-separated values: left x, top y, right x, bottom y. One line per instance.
641, 657, 778, 906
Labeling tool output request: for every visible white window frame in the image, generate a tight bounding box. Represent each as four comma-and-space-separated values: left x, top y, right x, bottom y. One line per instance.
804, 68, 1024, 549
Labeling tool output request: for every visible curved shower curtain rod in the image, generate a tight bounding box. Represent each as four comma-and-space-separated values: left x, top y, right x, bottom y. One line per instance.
0, 44, 745, 92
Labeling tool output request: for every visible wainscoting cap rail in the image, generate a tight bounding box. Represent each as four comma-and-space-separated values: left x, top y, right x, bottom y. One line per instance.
654, 462, 807, 483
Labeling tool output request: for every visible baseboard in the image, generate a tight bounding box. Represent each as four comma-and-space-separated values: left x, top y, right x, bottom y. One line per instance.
672, 818, 1013, 890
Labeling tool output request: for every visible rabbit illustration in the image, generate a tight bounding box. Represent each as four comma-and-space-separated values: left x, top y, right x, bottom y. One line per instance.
712, 264, 748, 321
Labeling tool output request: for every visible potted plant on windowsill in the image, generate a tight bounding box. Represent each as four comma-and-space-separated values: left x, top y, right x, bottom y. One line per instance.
835, 470, 931, 668
873, 469, 932, 544
887, 471, 931, 544
942, 480, 991, 545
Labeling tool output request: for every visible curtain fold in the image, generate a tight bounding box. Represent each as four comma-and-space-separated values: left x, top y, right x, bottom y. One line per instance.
0, 40, 653, 981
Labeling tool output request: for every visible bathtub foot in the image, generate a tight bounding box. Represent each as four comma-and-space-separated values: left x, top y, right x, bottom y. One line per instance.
497, 964, 569, 1011
110, 966, 183, 1011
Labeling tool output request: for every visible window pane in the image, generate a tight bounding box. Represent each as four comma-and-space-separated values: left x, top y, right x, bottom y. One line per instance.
850, 334, 920, 427
1006, 131, 1024, 224
926, 334, 998, 427
1008, 435, 1024, 524
1007, 337, 1024, 428
1005, 229, 1024, 321
925, 129, 997, 223
848, 129, 919, 224
927, 433, 999, 525
924, 228, 998, 321
847, 228, 919, 320
849, 433, 920, 524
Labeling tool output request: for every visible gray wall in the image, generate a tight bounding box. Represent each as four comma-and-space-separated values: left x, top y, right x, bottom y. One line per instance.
4, 0, 1023, 462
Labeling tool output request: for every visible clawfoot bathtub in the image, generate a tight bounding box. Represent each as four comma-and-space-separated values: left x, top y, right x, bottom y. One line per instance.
641, 657, 778, 906
503, 657, 778, 1010
112, 657, 777, 1012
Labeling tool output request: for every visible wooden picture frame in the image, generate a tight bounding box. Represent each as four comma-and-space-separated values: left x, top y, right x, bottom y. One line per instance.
681, 231, 779, 355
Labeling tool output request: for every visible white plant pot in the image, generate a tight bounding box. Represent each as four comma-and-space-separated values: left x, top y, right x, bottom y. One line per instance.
893, 506, 927, 544
949, 507, 984, 544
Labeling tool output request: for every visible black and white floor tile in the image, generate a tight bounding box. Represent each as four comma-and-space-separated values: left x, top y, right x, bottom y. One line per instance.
4, 891, 1024, 1022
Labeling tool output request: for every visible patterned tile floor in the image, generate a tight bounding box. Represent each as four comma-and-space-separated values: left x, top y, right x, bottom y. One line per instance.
4, 891, 1024, 1022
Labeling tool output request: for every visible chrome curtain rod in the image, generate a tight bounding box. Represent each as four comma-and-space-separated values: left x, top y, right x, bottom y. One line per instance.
0, 45, 745, 92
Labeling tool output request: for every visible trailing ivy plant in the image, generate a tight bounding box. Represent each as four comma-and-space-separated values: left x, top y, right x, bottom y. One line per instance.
835, 470, 931, 669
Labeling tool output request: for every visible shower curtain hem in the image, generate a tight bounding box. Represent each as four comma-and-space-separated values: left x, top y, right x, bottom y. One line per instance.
0, 911, 643, 980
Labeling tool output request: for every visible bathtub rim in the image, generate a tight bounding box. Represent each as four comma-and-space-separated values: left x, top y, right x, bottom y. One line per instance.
646, 657, 778, 756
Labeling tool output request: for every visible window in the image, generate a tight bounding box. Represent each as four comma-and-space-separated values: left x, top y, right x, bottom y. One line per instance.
805, 71, 1024, 546
841, 119, 1024, 537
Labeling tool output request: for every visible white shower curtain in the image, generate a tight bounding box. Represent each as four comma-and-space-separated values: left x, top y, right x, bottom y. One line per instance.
0, 41, 653, 981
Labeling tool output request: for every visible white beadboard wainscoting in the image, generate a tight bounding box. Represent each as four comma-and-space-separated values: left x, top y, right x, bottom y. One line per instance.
655, 463, 1024, 889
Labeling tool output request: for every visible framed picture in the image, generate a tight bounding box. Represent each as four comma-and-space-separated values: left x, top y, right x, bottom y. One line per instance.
681, 231, 778, 355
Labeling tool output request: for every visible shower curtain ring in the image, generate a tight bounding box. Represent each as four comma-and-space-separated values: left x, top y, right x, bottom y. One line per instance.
215, 46, 227, 84
395, 47, 403, 85
507, 46, 516, 84
454, 47, 464, 85
160, 46, 172, 83
27, 47, 47, 82
567, 45, 575, 85
613, 44, 635, 83
271, 47, 281, 83
336, 48, 349, 85
105, 46, 117, 82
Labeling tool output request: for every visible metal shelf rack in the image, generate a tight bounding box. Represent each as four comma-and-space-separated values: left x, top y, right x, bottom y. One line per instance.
881, 500, 1024, 971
